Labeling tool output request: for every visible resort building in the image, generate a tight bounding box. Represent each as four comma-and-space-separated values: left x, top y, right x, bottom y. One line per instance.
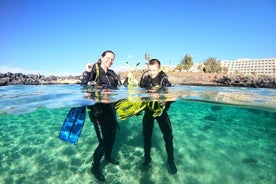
221, 58, 276, 77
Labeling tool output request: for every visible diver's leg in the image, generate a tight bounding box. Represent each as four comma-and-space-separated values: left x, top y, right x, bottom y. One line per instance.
91, 120, 106, 181
142, 110, 154, 165
104, 121, 119, 165
102, 104, 119, 165
157, 112, 177, 174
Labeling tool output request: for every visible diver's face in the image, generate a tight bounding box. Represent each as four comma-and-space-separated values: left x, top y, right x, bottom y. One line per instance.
148, 63, 160, 79
101, 52, 115, 69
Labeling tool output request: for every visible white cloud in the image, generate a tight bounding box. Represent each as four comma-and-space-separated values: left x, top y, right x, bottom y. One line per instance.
127, 54, 133, 59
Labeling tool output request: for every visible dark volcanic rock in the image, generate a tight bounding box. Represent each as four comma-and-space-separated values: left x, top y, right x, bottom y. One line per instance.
212, 75, 276, 88
0, 72, 81, 86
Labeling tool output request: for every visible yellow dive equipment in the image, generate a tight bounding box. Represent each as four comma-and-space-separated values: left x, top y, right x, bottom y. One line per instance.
115, 62, 147, 120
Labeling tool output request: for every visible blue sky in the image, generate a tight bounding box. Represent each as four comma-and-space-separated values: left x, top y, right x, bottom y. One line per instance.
0, 0, 275, 76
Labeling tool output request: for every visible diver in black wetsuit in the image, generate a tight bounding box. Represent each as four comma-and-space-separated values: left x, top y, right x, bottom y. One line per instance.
84, 50, 122, 182
140, 58, 177, 174
80, 63, 93, 86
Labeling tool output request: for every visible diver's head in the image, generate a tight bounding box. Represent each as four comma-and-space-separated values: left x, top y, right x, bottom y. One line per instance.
148, 59, 161, 79
86, 63, 93, 72
100, 50, 115, 71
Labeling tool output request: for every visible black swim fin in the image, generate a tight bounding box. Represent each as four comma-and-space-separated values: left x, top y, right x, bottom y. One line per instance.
59, 106, 86, 144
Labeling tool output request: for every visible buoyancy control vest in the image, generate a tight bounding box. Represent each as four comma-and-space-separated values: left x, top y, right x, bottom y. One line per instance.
89, 62, 122, 89
140, 70, 171, 88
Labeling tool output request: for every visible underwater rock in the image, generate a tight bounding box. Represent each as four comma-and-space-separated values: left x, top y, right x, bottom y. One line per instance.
242, 157, 258, 164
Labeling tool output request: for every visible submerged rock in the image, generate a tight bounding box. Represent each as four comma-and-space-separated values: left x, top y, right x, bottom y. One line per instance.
242, 157, 258, 164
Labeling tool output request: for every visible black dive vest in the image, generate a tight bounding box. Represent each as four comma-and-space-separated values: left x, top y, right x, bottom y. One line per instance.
90, 63, 121, 89
140, 71, 171, 88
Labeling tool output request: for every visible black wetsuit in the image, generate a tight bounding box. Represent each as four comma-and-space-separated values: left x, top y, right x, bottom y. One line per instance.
85, 62, 121, 169
140, 71, 175, 164
80, 70, 91, 86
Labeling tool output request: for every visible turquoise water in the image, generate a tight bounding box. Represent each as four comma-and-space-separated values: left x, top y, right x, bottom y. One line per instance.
0, 85, 275, 184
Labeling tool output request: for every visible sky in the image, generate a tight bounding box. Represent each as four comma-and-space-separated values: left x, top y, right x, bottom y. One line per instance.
0, 0, 275, 76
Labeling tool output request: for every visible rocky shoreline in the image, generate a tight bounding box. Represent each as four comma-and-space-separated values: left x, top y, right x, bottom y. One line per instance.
0, 72, 275, 89
0, 72, 80, 86
211, 75, 276, 88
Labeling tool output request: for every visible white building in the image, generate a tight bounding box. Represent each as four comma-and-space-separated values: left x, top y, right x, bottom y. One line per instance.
221, 58, 276, 77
